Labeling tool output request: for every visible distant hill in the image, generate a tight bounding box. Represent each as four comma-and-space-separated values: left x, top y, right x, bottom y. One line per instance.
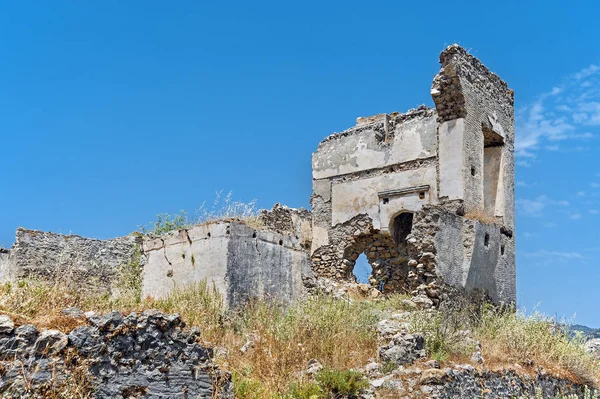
570, 324, 600, 339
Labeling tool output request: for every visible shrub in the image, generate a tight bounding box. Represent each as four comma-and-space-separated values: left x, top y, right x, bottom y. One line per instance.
282, 381, 324, 399
144, 210, 188, 235
315, 368, 369, 398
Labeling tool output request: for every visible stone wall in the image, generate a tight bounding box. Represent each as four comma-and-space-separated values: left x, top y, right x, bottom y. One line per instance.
142, 218, 311, 308
420, 367, 595, 398
408, 205, 516, 304
1, 228, 141, 292
432, 44, 515, 231
0, 310, 232, 398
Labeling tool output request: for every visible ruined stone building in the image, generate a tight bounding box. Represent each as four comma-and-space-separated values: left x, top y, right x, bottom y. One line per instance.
310, 45, 515, 304
0, 45, 515, 307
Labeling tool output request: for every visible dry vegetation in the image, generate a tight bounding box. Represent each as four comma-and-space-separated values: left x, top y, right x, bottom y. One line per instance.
0, 278, 598, 398
464, 208, 498, 224
141, 190, 264, 235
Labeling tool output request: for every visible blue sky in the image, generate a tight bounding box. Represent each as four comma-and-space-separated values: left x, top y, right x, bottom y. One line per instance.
0, 1, 598, 326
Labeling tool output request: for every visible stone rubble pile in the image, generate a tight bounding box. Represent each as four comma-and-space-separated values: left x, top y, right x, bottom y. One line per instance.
0, 310, 232, 398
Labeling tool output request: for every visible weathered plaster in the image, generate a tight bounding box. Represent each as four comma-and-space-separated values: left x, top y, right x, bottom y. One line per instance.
141, 220, 310, 308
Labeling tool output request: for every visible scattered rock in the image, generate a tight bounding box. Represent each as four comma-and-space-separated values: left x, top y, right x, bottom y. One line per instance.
401, 299, 418, 310
471, 351, 484, 365
379, 333, 425, 365
0, 315, 14, 334
34, 330, 68, 355
376, 319, 408, 340
425, 359, 440, 369
61, 307, 85, 319
370, 374, 392, 388
306, 359, 323, 375
419, 368, 447, 385
411, 294, 434, 309
364, 361, 382, 377
15, 324, 38, 343
584, 338, 600, 359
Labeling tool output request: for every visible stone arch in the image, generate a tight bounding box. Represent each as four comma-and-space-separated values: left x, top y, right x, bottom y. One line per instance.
340, 231, 408, 293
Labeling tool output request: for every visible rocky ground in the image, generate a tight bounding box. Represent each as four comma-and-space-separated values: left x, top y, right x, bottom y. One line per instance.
0, 310, 232, 398
0, 288, 598, 398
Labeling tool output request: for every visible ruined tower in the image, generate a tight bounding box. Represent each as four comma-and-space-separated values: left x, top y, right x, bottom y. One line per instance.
310, 45, 516, 304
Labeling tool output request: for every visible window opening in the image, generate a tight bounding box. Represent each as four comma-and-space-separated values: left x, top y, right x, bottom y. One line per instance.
352, 253, 372, 284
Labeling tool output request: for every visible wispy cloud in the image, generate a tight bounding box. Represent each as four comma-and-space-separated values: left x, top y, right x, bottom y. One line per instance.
524, 249, 584, 260
516, 63, 600, 158
516, 195, 570, 217
590, 209, 599, 215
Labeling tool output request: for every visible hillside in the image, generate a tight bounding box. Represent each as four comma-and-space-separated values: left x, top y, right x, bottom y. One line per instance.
572, 325, 600, 340
0, 276, 598, 398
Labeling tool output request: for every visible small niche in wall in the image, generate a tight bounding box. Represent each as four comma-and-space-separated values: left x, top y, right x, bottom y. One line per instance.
279, 239, 283, 245
419, 192, 425, 200
484, 233, 490, 247
382, 197, 389, 204
501, 244, 505, 256
252, 231, 257, 238
471, 166, 476, 176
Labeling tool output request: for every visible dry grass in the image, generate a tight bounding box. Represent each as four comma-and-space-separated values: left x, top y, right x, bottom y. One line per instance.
142, 190, 264, 235
464, 209, 497, 224
0, 279, 598, 396
476, 307, 600, 385
409, 300, 600, 387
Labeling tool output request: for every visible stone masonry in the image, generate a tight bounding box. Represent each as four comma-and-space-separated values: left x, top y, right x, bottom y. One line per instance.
0, 44, 516, 306
310, 44, 515, 304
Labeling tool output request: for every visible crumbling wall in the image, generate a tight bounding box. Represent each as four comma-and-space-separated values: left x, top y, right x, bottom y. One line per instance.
258, 203, 312, 250
142, 218, 311, 307
309, 45, 516, 305
406, 205, 515, 304
0, 310, 232, 398
1, 228, 141, 292
432, 44, 515, 230
420, 367, 595, 398
311, 106, 439, 253
0, 248, 10, 282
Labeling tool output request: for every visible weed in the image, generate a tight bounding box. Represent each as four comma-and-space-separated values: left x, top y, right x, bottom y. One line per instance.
464, 209, 497, 224
314, 368, 369, 398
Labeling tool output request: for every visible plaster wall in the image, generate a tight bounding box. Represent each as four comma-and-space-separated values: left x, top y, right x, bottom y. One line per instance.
438, 119, 465, 200
330, 166, 437, 228
432, 214, 515, 304
141, 221, 310, 307
432, 45, 515, 230
312, 113, 437, 181
141, 223, 230, 300
483, 146, 504, 216
0, 250, 10, 282
226, 223, 309, 307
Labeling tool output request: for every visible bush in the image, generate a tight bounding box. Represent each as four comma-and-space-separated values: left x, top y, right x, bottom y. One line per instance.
282, 381, 324, 399
315, 368, 369, 398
